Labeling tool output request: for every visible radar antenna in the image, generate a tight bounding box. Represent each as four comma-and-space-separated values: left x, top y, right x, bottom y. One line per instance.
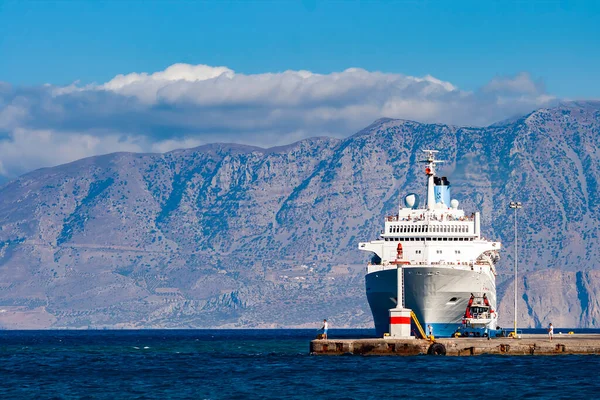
420, 150, 445, 169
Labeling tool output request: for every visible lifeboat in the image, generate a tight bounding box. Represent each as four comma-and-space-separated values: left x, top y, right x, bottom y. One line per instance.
462, 295, 495, 328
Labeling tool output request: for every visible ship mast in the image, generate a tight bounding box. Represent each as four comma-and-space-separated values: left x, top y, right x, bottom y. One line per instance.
420, 150, 444, 210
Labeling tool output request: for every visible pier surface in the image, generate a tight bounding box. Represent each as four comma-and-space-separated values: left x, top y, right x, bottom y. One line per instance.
310, 334, 600, 356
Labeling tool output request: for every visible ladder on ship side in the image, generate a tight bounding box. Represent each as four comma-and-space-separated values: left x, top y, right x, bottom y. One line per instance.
400, 268, 405, 309
410, 311, 427, 339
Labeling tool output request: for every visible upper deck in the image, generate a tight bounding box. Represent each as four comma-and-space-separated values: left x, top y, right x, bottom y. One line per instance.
358, 149, 501, 271
382, 208, 481, 239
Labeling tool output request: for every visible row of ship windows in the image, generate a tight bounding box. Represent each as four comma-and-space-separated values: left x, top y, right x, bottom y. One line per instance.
385, 237, 474, 241
389, 225, 469, 233
414, 250, 461, 254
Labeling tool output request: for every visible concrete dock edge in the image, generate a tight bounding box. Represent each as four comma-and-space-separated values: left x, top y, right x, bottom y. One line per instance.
310, 334, 600, 356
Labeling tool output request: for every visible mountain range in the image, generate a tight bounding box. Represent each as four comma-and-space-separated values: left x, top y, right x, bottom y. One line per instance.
1, 101, 599, 329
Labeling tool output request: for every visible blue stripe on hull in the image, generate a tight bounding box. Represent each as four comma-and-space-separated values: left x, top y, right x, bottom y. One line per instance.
365, 290, 396, 337
426, 323, 462, 338
366, 290, 463, 338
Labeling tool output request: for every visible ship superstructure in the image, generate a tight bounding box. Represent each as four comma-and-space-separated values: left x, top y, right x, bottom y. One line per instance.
358, 150, 501, 337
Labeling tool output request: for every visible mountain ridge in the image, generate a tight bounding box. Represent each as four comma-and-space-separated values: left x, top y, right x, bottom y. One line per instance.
0, 101, 599, 329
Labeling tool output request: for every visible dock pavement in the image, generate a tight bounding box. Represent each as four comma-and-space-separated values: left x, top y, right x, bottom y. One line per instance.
310, 334, 600, 356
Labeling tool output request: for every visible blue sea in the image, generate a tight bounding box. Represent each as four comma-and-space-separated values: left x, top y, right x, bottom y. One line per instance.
1, 329, 598, 399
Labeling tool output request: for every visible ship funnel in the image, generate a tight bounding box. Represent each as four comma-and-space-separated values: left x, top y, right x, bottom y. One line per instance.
433, 177, 451, 206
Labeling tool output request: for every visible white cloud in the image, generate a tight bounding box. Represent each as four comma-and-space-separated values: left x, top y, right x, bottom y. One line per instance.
483, 72, 544, 96
104, 63, 234, 89
0, 129, 144, 176
0, 104, 28, 130
0, 64, 558, 179
150, 137, 205, 154
102, 63, 235, 103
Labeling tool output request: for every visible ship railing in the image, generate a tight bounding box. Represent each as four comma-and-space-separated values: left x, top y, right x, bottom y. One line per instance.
388, 215, 475, 223
366, 264, 396, 273
370, 262, 477, 270
430, 214, 475, 222
425, 261, 475, 268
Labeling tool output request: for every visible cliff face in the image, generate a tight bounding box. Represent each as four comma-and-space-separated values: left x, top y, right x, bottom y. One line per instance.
0, 101, 599, 329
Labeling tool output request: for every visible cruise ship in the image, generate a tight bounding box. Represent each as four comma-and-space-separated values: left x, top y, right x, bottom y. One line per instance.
358, 150, 501, 338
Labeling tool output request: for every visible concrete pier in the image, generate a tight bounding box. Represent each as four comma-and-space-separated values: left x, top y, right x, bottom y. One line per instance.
310, 334, 600, 356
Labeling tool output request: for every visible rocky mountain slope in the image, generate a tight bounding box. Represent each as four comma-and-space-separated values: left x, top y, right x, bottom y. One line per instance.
0, 101, 599, 329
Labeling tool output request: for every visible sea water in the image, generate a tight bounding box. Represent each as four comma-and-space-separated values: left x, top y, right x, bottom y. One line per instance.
0, 329, 598, 399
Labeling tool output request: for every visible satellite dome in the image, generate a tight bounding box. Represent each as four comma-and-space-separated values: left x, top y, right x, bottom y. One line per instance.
450, 199, 459, 209
404, 193, 420, 209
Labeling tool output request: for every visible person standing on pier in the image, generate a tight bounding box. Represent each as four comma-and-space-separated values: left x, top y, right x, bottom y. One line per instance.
548, 323, 554, 341
320, 319, 329, 339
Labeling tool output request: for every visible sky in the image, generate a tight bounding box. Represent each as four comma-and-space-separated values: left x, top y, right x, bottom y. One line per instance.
0, 0, 599, 179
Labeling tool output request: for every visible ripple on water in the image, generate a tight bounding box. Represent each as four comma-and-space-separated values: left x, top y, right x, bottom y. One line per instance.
0, 330, 599, 399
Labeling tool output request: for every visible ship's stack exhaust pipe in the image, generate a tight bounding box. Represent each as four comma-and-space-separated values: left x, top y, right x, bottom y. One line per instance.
434, 176, 451, 206
421, 150, 444, 209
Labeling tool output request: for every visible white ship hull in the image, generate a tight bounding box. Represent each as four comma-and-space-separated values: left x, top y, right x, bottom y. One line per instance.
366, 265, 497, 337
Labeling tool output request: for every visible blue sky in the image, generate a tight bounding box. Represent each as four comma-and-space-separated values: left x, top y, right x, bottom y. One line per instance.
1, 0, 599, 97
0, 0, 598, 179
0, 0, 600, 98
